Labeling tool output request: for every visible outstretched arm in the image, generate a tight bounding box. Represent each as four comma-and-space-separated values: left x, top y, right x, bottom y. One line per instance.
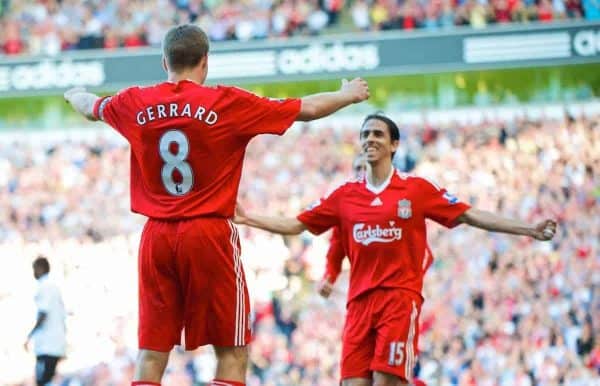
297, 78, 369, 121
64, 87, 101, 121
234, 204, 306, 235
457, 208, 556, 241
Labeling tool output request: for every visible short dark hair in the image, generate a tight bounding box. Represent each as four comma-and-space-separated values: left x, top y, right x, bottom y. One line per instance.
162, 24, 210, 73
361, 113, 400, 142
361, 113, 400, 160
33, 256, 50, 273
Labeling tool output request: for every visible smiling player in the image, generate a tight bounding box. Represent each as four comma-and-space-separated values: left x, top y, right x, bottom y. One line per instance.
234, 112, 556, 386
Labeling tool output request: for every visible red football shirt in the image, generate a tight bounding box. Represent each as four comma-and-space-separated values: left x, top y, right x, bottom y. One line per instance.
298, 168, 470, 303
93, 81, 301, 219
323, 226, 435, 284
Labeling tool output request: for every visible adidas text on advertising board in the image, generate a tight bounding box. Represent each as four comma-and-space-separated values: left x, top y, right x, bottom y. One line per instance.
0, 60, 105, 92
277, 43, 380, 75
573, 30, 600, 56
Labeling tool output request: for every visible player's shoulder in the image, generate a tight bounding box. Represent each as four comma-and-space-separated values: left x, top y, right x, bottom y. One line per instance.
209, 86, 262, 108
335, 175, 366, 193
395, 170, 443, 191
217, 85, 256, 98
103, 85, 142, 105
304, 179, 350, 211
117, 85, 143, 96
313, 177, 358, 204
219, 85, 287, 103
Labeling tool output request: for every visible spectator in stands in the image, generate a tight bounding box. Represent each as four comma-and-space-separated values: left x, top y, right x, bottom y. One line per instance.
2, 0, 595, 55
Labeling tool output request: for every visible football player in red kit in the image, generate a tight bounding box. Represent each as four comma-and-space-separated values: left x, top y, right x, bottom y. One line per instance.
318, 223, 433, 386
317, 155, 433, 385
235, 113, 556, 386
64, 24, 369, 386
318, 215, 434, 299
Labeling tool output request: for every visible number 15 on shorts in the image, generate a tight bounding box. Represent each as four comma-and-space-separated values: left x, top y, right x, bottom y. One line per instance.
388, 341, 405, 366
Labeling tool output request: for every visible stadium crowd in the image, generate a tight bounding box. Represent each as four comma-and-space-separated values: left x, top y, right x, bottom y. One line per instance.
1, 0, 600, 56
0, 110, 599, 385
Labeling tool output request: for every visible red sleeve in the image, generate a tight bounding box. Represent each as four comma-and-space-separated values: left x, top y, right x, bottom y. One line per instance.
296, 185, 342, 235
423, 244, 434, 273
324, 226, 345, 283
224, 86, 301, 138
92, 87, 136, 139
419, 178, 470, 228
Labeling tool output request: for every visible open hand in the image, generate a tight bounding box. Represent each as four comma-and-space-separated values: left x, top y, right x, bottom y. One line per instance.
341, 78, 369, 103
532, 219, 557, 241
64, 87, 87, 104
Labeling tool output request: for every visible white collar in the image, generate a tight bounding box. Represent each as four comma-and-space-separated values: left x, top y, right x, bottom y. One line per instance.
366, 166, 395, 195
166, 79, 197, 84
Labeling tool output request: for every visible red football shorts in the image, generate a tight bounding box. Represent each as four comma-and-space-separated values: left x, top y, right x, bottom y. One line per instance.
137, 217, 251, 351
341, 288, 422, 382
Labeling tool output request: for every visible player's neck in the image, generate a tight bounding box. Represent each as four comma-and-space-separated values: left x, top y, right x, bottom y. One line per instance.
167, 71, 204, 85
367, 161, 393, 187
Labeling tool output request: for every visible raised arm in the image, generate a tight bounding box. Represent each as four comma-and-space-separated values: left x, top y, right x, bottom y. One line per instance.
234, 203, 306, 235
64, 87, 101, 121
297, 78, 369, 121
457, 208, 557, 241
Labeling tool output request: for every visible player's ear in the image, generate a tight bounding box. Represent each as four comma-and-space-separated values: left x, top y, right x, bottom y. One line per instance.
391, 139, 400, 153
162, 56, 168, 73
200, 55, 208, 72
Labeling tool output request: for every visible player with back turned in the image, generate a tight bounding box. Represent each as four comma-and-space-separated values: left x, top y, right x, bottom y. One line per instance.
64, 24, 369, 386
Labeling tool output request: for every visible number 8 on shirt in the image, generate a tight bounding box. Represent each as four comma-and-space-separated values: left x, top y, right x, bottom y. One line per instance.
93, 82, 301, 351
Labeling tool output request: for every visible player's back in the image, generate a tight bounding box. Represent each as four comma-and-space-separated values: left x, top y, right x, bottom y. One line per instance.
96, 80, 300, 219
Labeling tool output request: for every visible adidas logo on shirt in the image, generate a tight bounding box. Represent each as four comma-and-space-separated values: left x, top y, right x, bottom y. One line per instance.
370, 197, 383, 206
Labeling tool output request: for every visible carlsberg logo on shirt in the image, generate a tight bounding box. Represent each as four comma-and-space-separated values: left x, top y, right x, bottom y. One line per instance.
353, 222, 403, 246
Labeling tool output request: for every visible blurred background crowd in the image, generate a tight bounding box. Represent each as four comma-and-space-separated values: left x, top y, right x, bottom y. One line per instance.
1, 110, 598, 385
1, 0, 600, 56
